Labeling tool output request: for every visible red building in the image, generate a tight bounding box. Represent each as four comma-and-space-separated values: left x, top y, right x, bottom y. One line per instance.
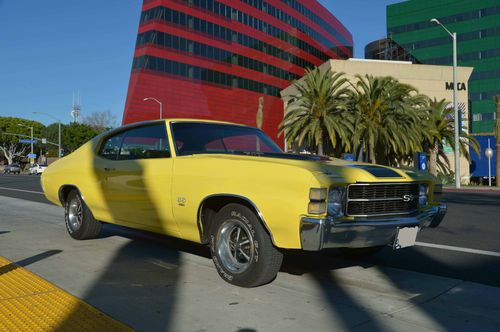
123, 0, 353, 145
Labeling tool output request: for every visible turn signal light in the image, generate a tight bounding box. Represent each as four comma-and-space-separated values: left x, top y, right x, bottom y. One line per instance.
308, 201, 327, 215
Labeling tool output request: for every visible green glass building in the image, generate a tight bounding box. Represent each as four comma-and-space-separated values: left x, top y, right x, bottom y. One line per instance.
387, 0, 500, 134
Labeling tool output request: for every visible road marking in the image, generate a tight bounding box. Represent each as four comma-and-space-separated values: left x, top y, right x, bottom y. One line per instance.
0, 186, 44, 195
416, 241, 500, 258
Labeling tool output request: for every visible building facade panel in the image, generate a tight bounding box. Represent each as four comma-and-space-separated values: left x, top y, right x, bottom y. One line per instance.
123, 0, 353, 146
387, 0, 500, 180
387, 0, 500, 135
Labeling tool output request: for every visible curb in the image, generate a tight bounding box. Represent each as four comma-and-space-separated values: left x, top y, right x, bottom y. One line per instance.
443, 187, 500, 194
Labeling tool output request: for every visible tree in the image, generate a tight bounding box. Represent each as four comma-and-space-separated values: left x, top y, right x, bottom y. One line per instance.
61, 123, 101, 153
495, 96, 500, 186
0, 117, 44, 164
279, 68, 353, 155
350, 75, 426, 164
421, 98, 480, 176
83, 110, 117, 131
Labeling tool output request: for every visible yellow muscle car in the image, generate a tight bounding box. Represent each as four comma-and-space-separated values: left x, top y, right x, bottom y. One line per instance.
42, 119, 446, 287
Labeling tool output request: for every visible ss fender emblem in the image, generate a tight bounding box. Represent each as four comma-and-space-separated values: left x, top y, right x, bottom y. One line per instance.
177, 197, 187, 206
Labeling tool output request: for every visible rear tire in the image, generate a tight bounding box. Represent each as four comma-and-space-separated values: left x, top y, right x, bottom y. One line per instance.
210, 203, 283, 287
64, 190, 101, 240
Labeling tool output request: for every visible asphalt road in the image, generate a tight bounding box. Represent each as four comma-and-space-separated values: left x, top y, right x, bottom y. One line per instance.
1, 173, 500, 288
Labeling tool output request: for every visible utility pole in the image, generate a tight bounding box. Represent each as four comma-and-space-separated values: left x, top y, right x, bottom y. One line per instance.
18, 124, 34, 164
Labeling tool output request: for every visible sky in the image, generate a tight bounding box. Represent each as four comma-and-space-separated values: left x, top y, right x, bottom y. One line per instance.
0, 0, 402, 126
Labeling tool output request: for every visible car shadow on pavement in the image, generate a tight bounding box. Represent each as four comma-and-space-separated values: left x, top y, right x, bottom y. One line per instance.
0, 231, 10, 235
365, 246, 500, 287
281, 247, 500, 331
80, 239, 181, 331
369, 248, 499, 331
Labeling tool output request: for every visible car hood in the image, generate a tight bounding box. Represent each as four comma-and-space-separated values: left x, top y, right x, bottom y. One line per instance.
183, 153, 434, 184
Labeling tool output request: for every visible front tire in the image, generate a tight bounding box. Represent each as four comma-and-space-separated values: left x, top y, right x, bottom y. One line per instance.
210, 204, 283, 287
64, 190, 102, 240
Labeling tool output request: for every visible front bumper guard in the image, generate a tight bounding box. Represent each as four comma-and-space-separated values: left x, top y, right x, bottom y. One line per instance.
300, 205, 447, 251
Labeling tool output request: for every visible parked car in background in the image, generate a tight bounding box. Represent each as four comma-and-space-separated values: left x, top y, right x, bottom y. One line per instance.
42, 119, 447, 287
29, 164, 48, 175
3, 164, 21, 174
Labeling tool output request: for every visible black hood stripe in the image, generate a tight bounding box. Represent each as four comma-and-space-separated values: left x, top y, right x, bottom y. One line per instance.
349, 165, 403, 178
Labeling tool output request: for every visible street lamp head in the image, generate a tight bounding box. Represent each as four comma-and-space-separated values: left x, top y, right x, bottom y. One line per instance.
430, 18, 440, 25
143, 97, 149, 101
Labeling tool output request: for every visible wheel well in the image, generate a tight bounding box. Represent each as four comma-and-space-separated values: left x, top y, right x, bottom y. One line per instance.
58, 185, 79, 205
198, 195, 273, 245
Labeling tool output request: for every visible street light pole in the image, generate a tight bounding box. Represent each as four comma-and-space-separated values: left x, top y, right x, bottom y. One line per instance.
58, 121, 61, 158
143, 97, 163, 119
431, 18, 461, 188
486, 138, 494, 187
32, 112, 62, 158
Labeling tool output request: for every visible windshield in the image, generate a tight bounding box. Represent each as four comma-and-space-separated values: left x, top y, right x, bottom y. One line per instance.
171, 122, 283, 156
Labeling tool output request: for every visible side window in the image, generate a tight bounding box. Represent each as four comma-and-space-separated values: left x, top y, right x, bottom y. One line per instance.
99, 133, 124, 160
118, 123, 170, 160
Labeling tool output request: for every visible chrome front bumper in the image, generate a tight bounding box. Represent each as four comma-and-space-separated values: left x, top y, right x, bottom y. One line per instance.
300, 205, 447, 251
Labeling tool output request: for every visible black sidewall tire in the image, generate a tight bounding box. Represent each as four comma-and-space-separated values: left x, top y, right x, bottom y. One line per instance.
64, 190, 101, 240
210, 204, 283, 287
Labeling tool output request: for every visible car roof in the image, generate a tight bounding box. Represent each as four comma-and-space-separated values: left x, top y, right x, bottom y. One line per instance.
97, 118, 251, 141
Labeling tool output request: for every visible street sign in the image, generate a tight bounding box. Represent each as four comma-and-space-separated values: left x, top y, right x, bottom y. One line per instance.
27, 153, 37, 158
42, 138, 47, 144
416, 152, 427, 171
19, 139, 37, 144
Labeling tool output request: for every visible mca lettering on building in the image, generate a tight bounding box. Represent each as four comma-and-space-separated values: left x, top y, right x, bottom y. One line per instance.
445, 82, 467, 91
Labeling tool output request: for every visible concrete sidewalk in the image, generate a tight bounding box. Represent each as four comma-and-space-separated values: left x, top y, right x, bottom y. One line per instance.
1, 195, 499, 331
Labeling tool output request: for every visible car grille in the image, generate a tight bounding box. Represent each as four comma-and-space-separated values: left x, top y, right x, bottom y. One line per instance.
346, 183, 419, 217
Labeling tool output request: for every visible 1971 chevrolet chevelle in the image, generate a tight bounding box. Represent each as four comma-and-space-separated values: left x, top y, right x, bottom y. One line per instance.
42, 119, 446, 287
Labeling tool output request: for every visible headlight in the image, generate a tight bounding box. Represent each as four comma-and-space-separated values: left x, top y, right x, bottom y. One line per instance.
328, 187, 345, 217
309, 188, 327, 201
419, 184, 428, 207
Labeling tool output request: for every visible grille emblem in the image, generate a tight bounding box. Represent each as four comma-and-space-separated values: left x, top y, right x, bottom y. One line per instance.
402, 194, 414, 202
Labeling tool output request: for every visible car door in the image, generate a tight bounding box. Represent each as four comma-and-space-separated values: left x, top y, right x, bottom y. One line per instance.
94, 123, 178, 235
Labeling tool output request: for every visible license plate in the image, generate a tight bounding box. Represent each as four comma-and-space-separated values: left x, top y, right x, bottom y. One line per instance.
393, 226, 419, 249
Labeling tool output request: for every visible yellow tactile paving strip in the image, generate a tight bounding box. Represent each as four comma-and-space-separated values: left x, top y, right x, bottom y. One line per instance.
0, 256, 132, 332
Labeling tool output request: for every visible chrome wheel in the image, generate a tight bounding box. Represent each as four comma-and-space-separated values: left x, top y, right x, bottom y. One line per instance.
67, 196, 83, 232
217, 219, 255, 274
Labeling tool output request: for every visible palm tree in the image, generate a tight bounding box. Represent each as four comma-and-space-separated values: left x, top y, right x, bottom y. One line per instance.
422, 98, 480, 176
279, 68, 353, 155
350, 75, 426, 164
